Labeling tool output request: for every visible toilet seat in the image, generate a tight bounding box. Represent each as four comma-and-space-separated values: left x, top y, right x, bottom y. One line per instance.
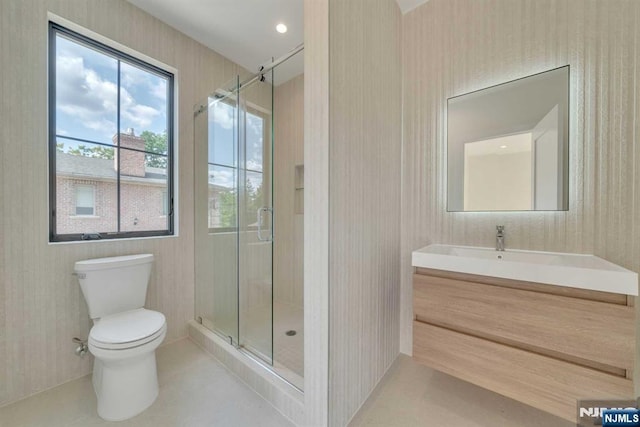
90, 308, 166, 350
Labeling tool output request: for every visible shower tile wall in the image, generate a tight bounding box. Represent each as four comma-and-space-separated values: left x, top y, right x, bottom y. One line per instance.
274, 74, 305, 309
274, 73, 305, 379
273, 73, 304, 378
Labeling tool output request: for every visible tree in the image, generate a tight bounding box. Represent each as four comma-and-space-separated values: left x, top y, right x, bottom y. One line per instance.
59, 131, 168, 166
218, 190, 237, 228
245, 179, 263, 223
215, 179, 263, 229
67, 144, 114, 159
141, 130, 168, 168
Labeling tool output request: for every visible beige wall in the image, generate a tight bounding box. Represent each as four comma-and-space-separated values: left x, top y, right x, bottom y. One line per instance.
274, 74, 305, 309
400, 0, 640, 354
328, 0, 402, 425
0, 0, 247, 406
303, 0, 330, 423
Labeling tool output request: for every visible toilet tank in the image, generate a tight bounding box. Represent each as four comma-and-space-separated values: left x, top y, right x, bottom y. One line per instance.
74, 254, 154, 319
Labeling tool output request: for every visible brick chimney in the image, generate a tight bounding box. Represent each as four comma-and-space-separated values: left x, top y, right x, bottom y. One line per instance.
113, 128, 146, 177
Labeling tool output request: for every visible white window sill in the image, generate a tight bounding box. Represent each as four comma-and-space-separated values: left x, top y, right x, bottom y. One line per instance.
70, 215, 100, 219
48, 233, 178, 245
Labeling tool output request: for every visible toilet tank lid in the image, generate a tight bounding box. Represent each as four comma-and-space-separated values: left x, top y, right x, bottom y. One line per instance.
74, 254, 154, 272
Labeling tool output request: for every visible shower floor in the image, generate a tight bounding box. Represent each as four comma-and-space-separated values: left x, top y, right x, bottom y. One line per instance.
205, 300, 304, 390
272, 301, 304, 385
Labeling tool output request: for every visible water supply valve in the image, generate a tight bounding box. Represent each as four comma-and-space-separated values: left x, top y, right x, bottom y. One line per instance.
73, 337, 88, 357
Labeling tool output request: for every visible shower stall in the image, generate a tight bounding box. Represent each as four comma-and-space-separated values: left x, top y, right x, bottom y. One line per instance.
194, 47, 304, 389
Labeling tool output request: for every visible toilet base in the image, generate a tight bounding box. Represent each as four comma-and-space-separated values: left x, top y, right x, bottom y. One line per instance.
92, 351, 159, 421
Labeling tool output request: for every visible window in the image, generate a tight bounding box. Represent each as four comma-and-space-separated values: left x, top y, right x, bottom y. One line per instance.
49, 22, 174, 241
207, 99, 269, 232
75, 185, 95, 216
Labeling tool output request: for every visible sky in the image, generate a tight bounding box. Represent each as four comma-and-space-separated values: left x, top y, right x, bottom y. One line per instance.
55, 33, 168, 153
55, 31, 265, 191
207, 99, 266, 190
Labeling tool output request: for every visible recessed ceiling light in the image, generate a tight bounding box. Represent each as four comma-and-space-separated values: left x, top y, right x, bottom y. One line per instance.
500, 145, 507, 149
276, 23, 288, 34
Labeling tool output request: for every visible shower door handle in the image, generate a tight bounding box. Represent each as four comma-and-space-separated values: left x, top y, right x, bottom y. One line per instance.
257, 207, 273, 242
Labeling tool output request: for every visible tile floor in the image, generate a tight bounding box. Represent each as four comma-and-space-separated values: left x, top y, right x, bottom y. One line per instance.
350, 354, 575, 427
0, 341, 579, 427
0, 339, 293, 427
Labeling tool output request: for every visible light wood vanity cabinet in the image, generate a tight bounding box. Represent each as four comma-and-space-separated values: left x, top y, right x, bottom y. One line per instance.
412, 267, 635, 422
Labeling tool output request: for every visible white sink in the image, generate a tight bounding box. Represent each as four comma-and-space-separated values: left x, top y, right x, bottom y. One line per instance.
412, 244, 638, 295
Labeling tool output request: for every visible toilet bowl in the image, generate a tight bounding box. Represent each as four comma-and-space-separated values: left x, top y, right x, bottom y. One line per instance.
75, 254, 166, 421
89, 308, 166, 421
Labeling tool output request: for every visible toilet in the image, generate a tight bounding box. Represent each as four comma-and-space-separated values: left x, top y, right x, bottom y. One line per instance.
74, 254, 166, 421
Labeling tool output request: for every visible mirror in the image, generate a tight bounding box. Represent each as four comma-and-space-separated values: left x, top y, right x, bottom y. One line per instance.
447, 66, 569, 212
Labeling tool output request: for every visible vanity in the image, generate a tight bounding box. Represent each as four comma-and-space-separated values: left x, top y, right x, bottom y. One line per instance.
414, 65, 640, 422
411, 244, 638, 422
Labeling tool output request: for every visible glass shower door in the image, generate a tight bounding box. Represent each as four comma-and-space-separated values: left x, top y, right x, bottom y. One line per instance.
194, 76, 240, 346
194, 69, 275, 367
237, 70, 274, 365
195, 47, 304, 389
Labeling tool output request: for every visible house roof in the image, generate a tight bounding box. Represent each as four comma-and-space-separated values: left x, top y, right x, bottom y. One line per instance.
57, 153, 235, 192
56, 152, 167, 183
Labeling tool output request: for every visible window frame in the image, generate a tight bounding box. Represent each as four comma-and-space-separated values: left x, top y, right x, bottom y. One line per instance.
48, 22, 175, 242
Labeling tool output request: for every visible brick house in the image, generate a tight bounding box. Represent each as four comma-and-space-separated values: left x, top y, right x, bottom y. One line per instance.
55, 131, 169, 234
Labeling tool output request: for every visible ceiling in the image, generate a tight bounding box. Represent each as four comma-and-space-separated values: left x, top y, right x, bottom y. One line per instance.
127, 0, 304, 85
127, 0, 429, 85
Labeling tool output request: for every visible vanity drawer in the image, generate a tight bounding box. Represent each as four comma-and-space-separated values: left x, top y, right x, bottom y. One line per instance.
413, 273, 635, 373
413, 321, 633, 422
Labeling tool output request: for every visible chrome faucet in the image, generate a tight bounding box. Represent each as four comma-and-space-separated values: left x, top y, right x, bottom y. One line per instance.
496, 226, 505, 251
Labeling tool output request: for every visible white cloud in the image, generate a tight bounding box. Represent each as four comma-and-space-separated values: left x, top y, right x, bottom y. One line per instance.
208, 168, 262, 191
247, 113, 263, 134
121, 63, 167, 99
56, 53, 160, 139
246, 159, 262, 171
211, 102, 234, 129
209, 168, 234, 189
150, 80, 167, 100
121, 63, 149, 88
120, 88, 160, 130
58, 36, 117, 72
